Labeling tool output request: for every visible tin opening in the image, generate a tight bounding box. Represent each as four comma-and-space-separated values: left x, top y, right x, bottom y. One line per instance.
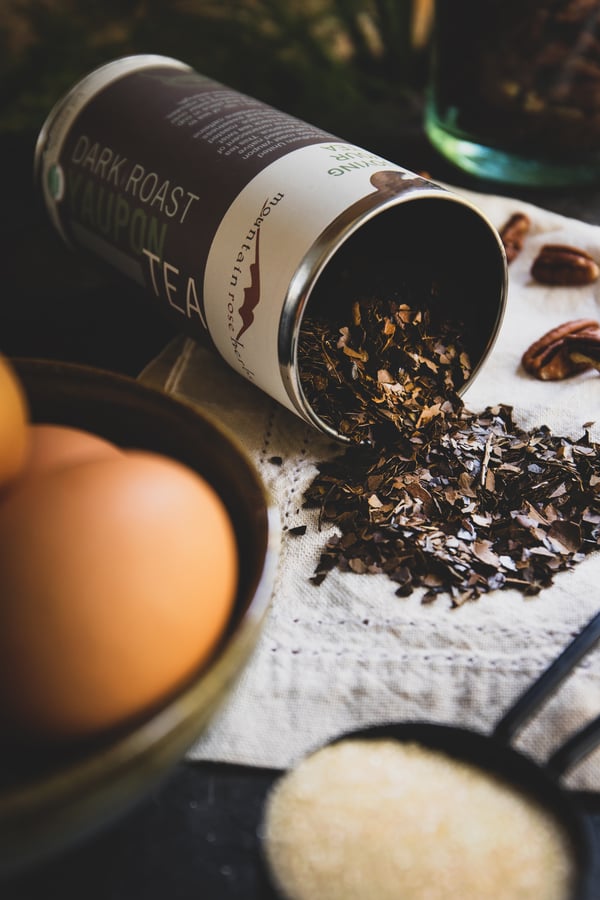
295, 194, 507, 442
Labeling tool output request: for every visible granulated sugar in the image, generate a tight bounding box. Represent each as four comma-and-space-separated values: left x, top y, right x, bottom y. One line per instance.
262, 738, 574, 900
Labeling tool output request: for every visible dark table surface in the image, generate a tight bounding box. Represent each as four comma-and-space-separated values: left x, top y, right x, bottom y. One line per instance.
3, 118, 600, 899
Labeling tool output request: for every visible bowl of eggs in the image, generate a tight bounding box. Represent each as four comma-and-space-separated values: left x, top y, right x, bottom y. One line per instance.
0, 355, 280, 875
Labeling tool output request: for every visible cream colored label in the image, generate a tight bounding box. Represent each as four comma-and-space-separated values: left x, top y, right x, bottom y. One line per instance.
203, 142, 415, 413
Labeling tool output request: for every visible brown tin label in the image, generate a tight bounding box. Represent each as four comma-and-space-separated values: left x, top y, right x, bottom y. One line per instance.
40, 59, 338, 341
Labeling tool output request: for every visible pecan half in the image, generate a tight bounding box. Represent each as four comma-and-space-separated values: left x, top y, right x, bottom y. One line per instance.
531, 244, 600, 286
522, 318, 600, 380
566, 326, 600, 372
499, 212, 531, 264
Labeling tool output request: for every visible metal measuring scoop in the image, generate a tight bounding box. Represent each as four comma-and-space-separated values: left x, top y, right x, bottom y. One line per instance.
264, 611, 600, 899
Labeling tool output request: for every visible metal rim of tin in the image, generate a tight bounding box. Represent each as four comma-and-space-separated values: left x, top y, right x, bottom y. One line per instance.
280, 189, 508, 442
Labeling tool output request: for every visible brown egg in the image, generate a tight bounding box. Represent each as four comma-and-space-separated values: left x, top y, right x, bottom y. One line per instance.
0, 450, 238, 741
22, 423, 122, 477
0, 356, 29, 488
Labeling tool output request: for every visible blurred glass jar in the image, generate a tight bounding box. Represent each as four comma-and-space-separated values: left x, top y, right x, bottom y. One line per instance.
425, 0, 600, 186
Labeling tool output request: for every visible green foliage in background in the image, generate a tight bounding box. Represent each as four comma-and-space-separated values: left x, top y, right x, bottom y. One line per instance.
0, 0, 429, 149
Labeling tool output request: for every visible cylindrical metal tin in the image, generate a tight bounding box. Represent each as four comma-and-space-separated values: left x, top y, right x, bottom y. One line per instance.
35, 54, 508, 440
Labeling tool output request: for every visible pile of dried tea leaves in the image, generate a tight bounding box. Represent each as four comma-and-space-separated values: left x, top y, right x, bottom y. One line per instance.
299, 298, 600, 606
299, 297, 471, 445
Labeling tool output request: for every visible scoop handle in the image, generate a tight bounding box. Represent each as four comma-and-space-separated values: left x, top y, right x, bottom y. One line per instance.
544, 713, 600, 778
493, 610, 600, 745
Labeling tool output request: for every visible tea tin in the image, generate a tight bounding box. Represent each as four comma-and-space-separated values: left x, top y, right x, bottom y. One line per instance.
35, 54, 507, 439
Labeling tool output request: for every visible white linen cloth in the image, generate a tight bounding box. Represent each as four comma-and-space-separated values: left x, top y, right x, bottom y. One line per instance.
141, 185, 600, 789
